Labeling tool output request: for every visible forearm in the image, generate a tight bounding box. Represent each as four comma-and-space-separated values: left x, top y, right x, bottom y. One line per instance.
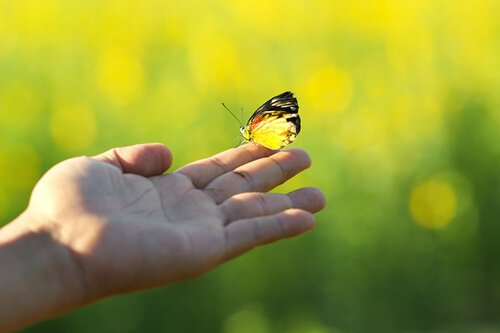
0, 212, 86, 332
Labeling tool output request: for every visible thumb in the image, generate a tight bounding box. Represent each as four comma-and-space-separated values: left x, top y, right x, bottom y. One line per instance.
92, 143, 173, 177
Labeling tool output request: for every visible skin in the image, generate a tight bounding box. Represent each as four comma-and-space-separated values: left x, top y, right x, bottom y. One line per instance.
0, 143, 326, 332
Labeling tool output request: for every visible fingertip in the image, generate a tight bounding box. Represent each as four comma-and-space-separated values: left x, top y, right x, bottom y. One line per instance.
124, 143, 173, 176
309, 187, 327, 211
288, 187, 327, 213
143, 143, 173, 172
281, 208, 316, 233
282, 148, 312, 169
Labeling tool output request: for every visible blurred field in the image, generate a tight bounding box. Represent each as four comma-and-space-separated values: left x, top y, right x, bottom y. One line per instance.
2, 0, 500, 332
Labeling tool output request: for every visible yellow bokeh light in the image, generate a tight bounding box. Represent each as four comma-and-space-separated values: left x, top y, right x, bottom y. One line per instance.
304, 65, 353, 116
224, 0, 304, 38
96, 46, 144, 106
384, 2, 435, 74
50, 104, 97, 151
187, 19, 243, 91
409, 180, 457, 229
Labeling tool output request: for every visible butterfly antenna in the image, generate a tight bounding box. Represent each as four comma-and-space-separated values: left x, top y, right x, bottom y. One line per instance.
222, 102, 244, 127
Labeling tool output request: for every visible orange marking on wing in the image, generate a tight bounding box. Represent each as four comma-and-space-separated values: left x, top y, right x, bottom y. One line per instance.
250, 114, 264, 130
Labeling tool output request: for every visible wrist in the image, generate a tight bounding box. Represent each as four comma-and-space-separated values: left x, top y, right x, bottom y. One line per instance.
0, 210, 88, 331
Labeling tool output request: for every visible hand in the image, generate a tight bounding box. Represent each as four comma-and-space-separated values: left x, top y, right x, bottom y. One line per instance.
27, 143, 325, 298
0, 143, 325, 331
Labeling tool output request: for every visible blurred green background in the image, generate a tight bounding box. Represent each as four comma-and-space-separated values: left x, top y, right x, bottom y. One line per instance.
2, 0, 500, 332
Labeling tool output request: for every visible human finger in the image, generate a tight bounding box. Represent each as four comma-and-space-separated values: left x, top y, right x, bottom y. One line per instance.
204, 148, 311, 204
176, 143, 274, 188
92, 143, 172, 176
220, 187, 326, 224
223, 209, 315, 260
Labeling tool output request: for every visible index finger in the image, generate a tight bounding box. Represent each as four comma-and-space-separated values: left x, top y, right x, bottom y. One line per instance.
204, 148, 311, 204
176, 143, 275, 188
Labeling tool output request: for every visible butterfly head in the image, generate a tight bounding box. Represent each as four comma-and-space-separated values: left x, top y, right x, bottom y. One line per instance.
239, 125, 251, 142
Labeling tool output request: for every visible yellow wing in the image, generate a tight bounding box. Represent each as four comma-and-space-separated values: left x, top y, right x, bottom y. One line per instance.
241, 113, 299, 150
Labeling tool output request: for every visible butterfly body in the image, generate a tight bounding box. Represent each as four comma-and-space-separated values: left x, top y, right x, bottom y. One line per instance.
240, 91, 300, 150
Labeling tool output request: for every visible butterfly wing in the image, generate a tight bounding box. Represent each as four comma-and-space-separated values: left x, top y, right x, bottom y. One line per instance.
250, 91, 299, 120
241, 92, 301, 150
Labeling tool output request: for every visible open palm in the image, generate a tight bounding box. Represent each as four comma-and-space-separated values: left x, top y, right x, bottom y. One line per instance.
27, 143, 325, 300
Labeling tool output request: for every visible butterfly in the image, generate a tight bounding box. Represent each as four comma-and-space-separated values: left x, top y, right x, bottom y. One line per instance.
237, 91, 301, 150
